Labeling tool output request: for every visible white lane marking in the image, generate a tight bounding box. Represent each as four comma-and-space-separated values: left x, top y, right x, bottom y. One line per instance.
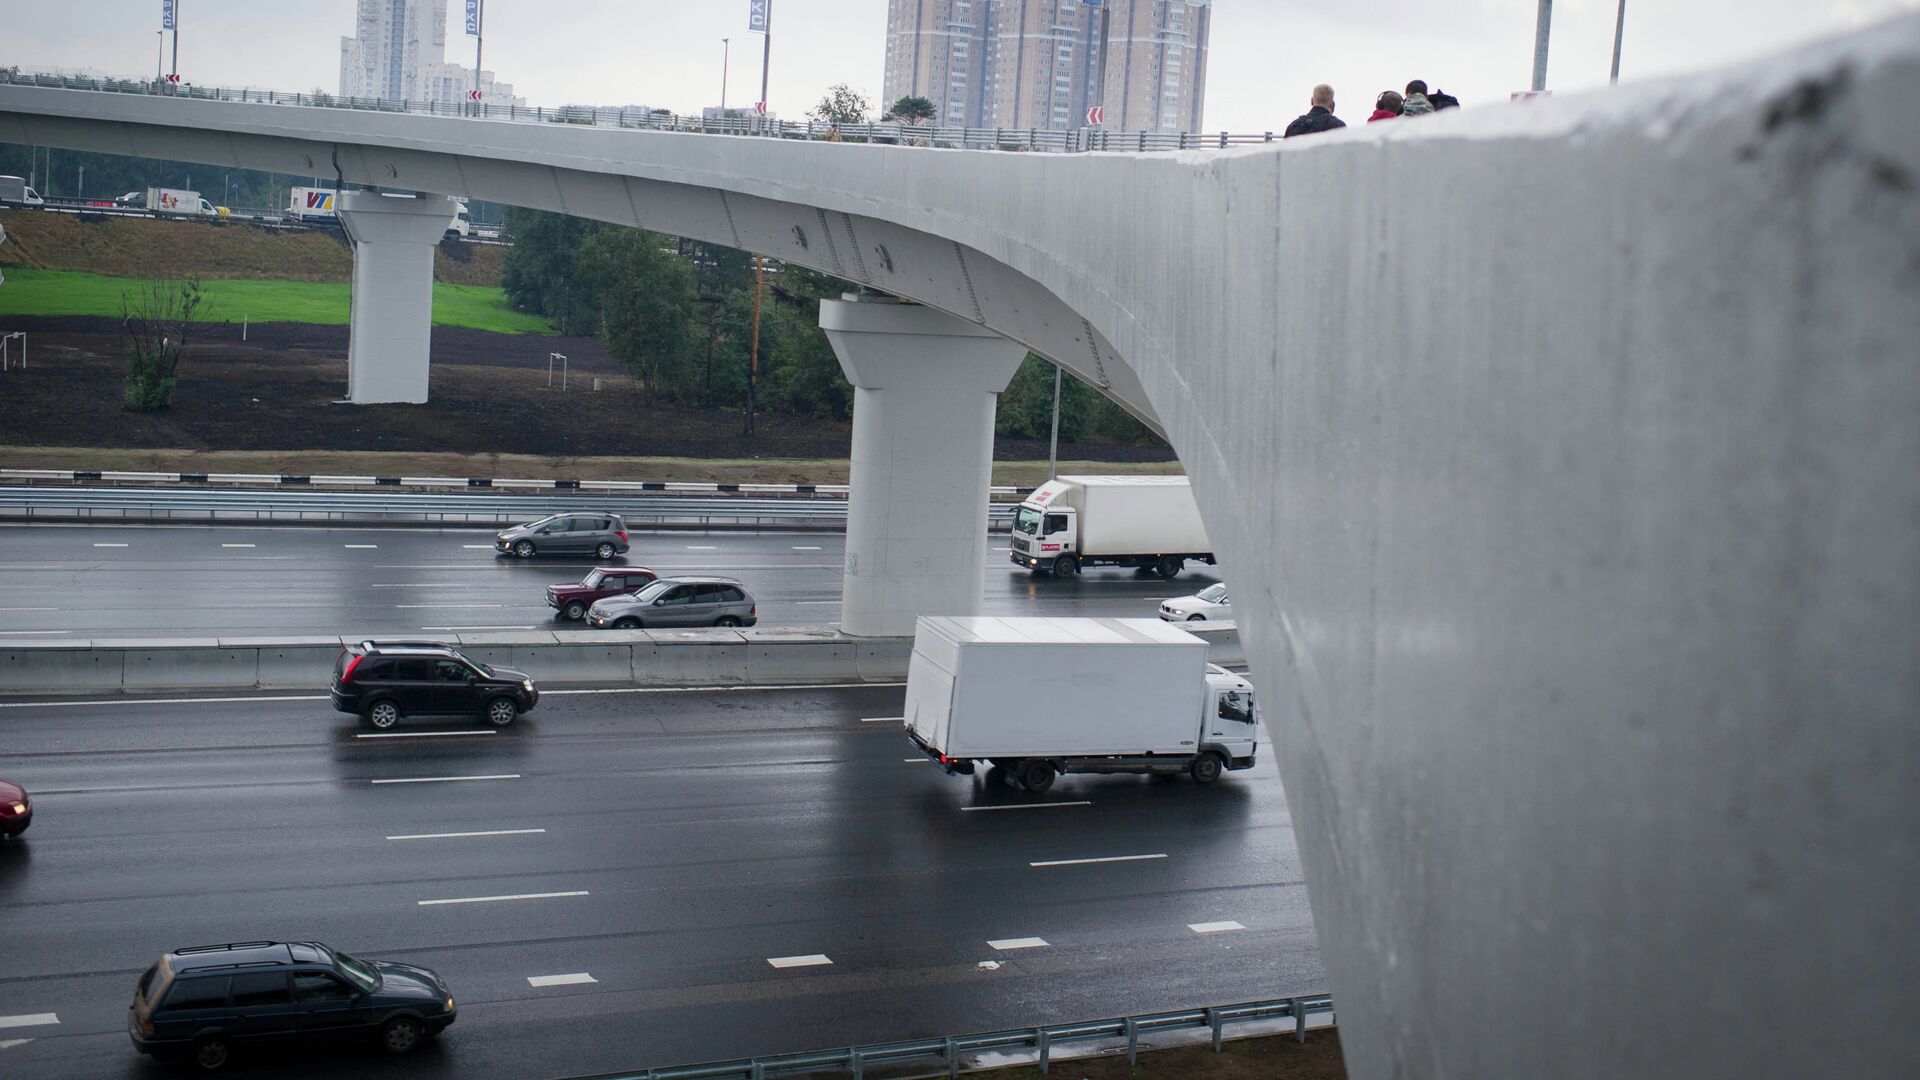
91, 543, 128, 548
526, 972, 597, 988
1189, 921, 1247, 934
904, 757, 928, 763
0, 694, 328, 709
418, 890, 588, 906
766, 954, 832, 969
1, 684, 906, 709
395, 603, 504, 609
0, 630, 68, 635
860, 716, 904, 723
371, 583, 468, 588
421, 625, 537, 631
0, 607, 58, 612
976, 961, 1002, 971
356, 730, 496, 740
686, 545, 718, 550
462, 544, 496, 549
962, 801, 1092, 813
0, 1014, 58, 1030
221, 543, 256, 548
791, 546, 823, 551
370, 774, 520, 785
344, 544, 379, 549
987, 938, 1050, 951
793, 600, 841, 605
388, 828, 546, 841
1030, 853, 1168, 868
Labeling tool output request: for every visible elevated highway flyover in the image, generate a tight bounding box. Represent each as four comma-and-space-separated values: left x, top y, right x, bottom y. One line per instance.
3, 18, 1918, 1077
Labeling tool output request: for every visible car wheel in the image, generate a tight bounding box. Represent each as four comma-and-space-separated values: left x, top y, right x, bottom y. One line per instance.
513, 540, 535, 558
365, 700, 401, 730
1191, 753, 1225, 784
715, 616, 742, 628
1157, 556, 1184, 579
613, 617, 641, 630
595, 542, 617, 560
563, 600, 586, 620
1187, 613, 1205, 622
381, 1016, 423, 1056
1052, 555, 1078, 578
193, 1037, 231, 1072
486, 697, 518, 727
1019, 760, 1058, 793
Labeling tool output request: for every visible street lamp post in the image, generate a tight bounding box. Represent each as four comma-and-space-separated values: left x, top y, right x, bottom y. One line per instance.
758, 1, 773, 126
1610, 0, 1627, 83
473, 0, 485, 117
1531, 0, 1553, 92
721, 38, 730, 113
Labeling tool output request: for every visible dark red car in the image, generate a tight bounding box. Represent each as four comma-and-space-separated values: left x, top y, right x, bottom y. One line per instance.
546, 566, 657, 620
0, 778, 30, 838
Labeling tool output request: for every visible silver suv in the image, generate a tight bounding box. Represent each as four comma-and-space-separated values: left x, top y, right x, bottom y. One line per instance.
495, 513, 630, 560
586, 576, 758, 629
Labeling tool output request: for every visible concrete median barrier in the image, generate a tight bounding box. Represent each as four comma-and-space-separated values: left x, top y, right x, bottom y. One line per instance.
0, 630, 927, 696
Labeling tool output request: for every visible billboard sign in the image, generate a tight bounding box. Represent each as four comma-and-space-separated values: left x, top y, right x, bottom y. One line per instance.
162, 0, 175, 30
748, 0, 769, 33
466, 0, 481, 35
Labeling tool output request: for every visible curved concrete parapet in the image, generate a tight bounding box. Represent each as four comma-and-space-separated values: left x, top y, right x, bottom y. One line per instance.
3, 18, 1918, 1075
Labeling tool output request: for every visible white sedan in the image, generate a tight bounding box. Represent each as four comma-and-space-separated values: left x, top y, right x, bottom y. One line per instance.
1159, 582, 1229, 622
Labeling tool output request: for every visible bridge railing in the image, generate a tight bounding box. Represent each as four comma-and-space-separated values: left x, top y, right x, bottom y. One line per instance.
0, 71, 1280, 155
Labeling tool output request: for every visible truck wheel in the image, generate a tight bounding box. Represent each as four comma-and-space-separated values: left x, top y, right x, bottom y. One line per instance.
1156, 556, 1184, 579
1190, 753, 1225, 784
1052, 555, 1078, 578
1020, 760, 1058, 793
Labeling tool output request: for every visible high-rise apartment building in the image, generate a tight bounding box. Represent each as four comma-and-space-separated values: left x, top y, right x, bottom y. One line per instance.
339, 0, 523, 107
883, 0, 1209, 134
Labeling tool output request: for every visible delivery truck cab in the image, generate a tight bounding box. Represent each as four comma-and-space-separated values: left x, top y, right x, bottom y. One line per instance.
904, 616, 1260, 793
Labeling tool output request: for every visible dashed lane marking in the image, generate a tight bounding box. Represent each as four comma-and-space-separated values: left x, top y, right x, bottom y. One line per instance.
766, 954, 832, 969
395, 603, 506, 609
91, 543, 128, 548
860, 716, 904, 723
389, 828, 545, 841
1189, 921, 1247, 934
370, 774, 520, 785
0, 1015, 58, 1030
987, 938, 1050, 951
418, 890, 588, 906
526, 973, 597, 988
356, 731, 496, 740
421, 625, 537, 631
1030, 853, 1168, 868
345, 544, 379, 549
0, 684, 906, 709
221, 543, 256, 548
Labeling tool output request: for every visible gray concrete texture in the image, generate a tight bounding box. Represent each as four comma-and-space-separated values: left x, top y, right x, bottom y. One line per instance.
2, 18, 1917, 1076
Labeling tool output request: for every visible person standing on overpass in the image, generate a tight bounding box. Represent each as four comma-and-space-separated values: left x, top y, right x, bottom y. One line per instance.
1285, 84, 1347, 138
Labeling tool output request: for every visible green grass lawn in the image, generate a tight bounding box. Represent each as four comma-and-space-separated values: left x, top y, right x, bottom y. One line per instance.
0, 269, 556, 335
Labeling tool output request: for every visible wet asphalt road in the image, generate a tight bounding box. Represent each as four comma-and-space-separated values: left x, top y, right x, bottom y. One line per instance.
0, 524, 1221, 639
0, 684, 1318, 1079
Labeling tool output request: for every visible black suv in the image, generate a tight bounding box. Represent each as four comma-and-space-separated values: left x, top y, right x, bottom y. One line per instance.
128, 940, 456, 1071
330, 641, 537, 729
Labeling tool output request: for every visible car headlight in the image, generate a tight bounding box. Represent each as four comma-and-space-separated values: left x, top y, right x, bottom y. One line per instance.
522, 680, 534, 692
445, 995, 456, 1011
5, 802, 23, 814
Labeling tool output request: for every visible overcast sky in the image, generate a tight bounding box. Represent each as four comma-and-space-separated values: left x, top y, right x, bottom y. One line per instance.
8, 1, 1920, 129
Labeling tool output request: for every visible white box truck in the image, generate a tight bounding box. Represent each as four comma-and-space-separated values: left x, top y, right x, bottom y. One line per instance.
146, 187, 216, 216
287, 186, 339, 222
903, 616, 1261, 792
1008, 475, 1214, 579
0, 176, 45, 206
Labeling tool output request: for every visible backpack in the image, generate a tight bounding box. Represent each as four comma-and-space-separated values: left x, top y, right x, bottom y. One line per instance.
1429, 89, 1461, 110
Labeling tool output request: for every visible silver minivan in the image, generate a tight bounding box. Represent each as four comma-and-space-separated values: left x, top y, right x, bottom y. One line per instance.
586, 576, 757, 629
495, 513, 630, 560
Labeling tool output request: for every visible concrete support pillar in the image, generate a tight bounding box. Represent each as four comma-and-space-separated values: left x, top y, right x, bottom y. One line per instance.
337, 190, 456, 404
820, 296, 1028, 638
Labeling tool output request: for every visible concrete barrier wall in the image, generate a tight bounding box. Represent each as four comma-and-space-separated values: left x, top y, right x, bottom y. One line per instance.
0, 629, 916, 696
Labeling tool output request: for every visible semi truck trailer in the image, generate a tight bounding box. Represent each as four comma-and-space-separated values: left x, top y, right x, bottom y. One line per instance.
903, 616, 1261, 792
287, 186, 339, 222
1008, 475, 1214, 579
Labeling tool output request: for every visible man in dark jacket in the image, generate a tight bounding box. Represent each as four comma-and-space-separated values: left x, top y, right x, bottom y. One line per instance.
1284, 84, 1346, 138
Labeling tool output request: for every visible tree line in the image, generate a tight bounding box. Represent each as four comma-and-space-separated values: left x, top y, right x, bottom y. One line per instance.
500, 208, 1157, 446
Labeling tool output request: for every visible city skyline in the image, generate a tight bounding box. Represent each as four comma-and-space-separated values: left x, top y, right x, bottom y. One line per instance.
5, 2, 1919, 133
339, 0, 525, 108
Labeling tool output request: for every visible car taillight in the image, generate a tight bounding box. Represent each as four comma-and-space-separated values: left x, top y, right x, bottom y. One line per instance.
616, 530, 628, 542
749, 604, 756, 616
340, 654, 364, 684
141, 1021, 155, 1036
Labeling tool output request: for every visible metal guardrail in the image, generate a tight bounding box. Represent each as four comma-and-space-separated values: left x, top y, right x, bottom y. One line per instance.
0, 484, 1020, 530
0, 71, 1285, 155
0, 468, 1038, 497
572, 995, 1332, 1080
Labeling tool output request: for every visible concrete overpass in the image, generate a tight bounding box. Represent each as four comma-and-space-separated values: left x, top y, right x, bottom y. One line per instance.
4, 17, 1918, 1077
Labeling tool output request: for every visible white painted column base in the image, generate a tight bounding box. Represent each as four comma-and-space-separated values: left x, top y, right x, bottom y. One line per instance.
337, 190, 456, 404
820, 296, 1028, 638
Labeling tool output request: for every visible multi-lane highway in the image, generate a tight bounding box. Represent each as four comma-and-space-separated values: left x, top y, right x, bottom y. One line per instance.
0, 684, 1318, 1078
0, 524, 1218, 639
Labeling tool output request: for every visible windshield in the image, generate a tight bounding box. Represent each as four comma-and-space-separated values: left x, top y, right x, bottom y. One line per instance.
1198, 584, 1229, 603
1014, 507, 1042, 535
583, 569, 606, 588
633, 580, 675, 603
332, 950, 380, 992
